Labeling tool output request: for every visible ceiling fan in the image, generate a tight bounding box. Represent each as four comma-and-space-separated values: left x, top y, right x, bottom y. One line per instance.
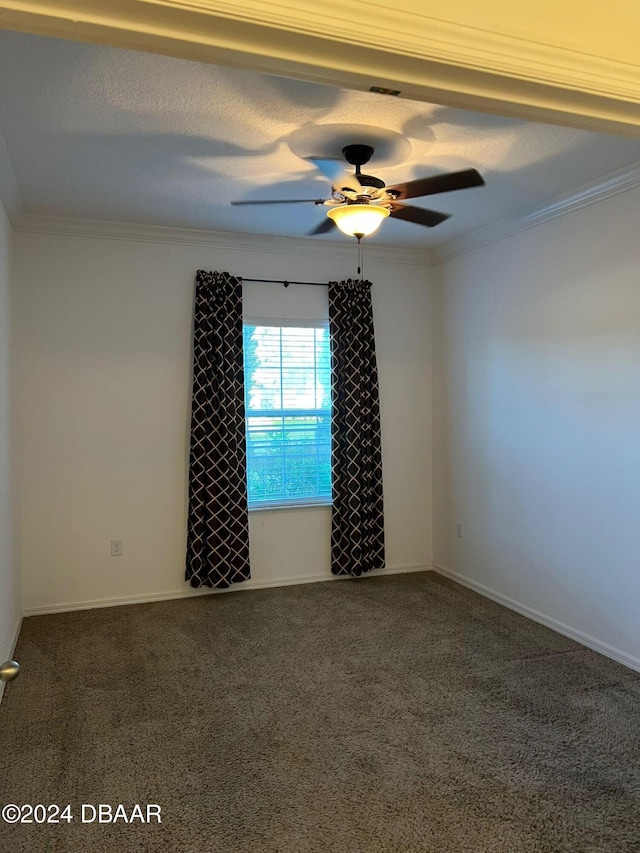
231, 143, 485, 238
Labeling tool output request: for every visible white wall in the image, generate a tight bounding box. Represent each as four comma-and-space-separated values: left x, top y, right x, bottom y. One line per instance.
433, 186, 640, 669
14, 230, 433, 613
0, 199, 21, 699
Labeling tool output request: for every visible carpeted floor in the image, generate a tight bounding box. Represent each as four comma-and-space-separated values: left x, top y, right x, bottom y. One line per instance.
1, 572, 639, 853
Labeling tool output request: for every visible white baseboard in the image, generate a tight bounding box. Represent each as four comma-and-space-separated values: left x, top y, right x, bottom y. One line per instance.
0, 613, 23, 706
23, 563, 433, 617
433, 564, 640, 674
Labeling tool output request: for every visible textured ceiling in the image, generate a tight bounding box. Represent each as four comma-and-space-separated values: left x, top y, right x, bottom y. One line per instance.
0, 30, 639, 249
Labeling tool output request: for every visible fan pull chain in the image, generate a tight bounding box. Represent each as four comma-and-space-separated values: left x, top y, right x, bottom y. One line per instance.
356, 235, 364, 281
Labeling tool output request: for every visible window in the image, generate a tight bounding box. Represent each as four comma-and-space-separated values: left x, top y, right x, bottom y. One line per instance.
243, 320, 332, 508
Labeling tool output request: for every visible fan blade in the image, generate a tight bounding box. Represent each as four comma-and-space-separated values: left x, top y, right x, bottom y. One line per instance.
231, 198, 328, 205
305, 157, 363, 194
307, 217, 337, 236
388, 203, 450, 228
387, 168, 484, 200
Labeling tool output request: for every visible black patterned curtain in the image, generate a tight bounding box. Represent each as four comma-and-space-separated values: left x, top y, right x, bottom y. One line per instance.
329, 279, 385, 577
185, 270, 251, 589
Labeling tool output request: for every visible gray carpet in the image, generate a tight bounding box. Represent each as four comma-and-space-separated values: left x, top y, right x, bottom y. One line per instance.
1, 572, 639, 853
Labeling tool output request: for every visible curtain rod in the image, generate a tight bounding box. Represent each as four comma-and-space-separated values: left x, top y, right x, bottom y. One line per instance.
241, 277, 328, 288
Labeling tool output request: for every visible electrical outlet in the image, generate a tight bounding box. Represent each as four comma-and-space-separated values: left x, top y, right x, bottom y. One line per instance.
110, 539, 123, 557
456, 521, 463, 539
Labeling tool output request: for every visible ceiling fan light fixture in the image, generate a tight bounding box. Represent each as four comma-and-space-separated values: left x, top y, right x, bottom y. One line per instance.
327, 203, 390, 238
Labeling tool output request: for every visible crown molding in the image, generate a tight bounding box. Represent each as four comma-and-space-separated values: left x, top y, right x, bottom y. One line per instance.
12, 212, 436, 266
173, 0, 640, 97
0, 1, 638, 135
432, 160, 640, 264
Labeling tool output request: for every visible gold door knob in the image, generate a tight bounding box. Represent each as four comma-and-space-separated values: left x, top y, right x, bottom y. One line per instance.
0, 660, 20, 683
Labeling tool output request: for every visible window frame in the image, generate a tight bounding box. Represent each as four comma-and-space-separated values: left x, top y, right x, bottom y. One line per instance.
243, 316, 333, 511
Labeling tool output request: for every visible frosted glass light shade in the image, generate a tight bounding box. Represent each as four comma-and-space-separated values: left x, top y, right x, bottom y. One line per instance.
327, 204, 390, 237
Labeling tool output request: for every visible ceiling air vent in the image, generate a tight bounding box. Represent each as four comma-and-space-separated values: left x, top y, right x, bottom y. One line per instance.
369, 86, 401, 96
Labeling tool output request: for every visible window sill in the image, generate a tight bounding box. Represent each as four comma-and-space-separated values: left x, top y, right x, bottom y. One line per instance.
248, 501, 332, 513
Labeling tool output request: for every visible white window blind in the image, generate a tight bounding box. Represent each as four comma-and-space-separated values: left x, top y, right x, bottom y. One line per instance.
243, 320, 332, 508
